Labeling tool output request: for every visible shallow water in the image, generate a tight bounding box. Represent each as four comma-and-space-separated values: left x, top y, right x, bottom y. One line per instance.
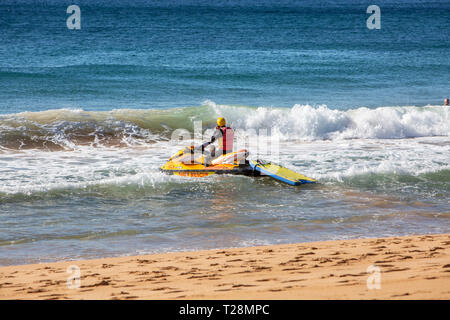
0, 133, 448, 265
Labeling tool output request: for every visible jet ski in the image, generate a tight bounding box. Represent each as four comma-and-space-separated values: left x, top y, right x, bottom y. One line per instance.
160, 146, 253, 177
160, 146, 317, 185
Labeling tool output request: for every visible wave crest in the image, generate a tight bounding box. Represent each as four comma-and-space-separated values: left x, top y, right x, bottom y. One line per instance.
206, 101, 449, 140
0, 103, 448, 150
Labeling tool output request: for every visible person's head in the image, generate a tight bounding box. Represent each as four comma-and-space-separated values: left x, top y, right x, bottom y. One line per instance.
217, 117, 226, 127
445, 97, 449, 106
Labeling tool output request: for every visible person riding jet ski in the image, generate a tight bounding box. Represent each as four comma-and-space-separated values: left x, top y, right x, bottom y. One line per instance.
200, 117, 234, 165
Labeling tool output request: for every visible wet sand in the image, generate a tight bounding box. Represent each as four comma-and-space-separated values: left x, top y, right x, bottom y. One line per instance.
0, 234, 449, 300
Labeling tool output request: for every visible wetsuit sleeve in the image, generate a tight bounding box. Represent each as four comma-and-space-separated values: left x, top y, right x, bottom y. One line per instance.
201, 128, 221, 150
210, 128, 222, 143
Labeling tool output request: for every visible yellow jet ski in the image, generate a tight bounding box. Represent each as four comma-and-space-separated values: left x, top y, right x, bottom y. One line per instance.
160, 146, 253, 177
160, 146, 317, 185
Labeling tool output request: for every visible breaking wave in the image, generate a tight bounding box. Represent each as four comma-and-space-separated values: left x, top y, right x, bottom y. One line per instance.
0, 102, 448, 150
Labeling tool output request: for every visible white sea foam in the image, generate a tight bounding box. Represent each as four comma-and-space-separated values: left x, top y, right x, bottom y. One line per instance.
1, 135, 448, 196
206, 100, 450, 140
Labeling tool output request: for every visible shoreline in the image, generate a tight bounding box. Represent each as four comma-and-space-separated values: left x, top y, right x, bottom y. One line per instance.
1, 233, 449, 300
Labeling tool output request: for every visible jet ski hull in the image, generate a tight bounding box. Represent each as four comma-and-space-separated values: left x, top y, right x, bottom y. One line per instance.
160, 163, 256, 177
160, 149, 254, 177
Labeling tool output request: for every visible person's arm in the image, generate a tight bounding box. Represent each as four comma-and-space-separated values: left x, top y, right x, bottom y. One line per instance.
201, 128, 221, 150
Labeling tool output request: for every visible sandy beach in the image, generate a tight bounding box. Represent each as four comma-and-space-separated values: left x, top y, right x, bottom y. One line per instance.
0, 233, 449, 300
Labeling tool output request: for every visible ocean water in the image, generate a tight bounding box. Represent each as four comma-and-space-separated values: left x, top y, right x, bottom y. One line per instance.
0, 0, 449, 266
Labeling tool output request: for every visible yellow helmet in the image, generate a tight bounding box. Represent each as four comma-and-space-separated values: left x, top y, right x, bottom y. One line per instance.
217, 117, 226, 127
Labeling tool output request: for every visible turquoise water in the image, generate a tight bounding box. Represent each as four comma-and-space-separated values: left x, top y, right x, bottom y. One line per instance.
1, 0, 449, 112
0, 0, 449, 265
